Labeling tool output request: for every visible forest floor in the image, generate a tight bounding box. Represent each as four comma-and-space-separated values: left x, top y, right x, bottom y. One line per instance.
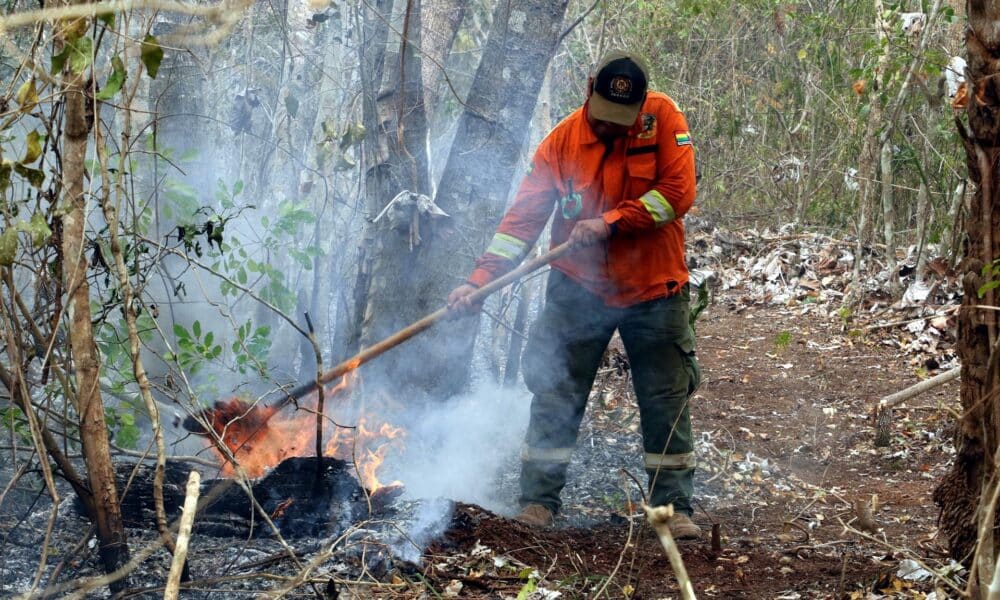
1, 229, 967, 599
419, 294, 963, 599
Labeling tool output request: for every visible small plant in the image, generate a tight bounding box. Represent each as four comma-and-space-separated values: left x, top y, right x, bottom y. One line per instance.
979, 259, 1000, 298
774, 330, 793, 350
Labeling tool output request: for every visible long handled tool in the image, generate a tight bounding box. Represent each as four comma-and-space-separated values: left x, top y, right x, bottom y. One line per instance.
184, 241, 575, 434
276, 240, 576, 407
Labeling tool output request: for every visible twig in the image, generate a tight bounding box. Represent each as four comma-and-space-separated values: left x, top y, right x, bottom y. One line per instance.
839, 520, 965, 595
591, 476, 639, 598
643, 504, 697, 600
556, 0, 601, 46
97, 118, 179, 565
165, 470, 201, 600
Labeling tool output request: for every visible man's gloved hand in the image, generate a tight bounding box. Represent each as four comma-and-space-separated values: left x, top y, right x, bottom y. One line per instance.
568, 218, 611, 246
447, 283, 481, 316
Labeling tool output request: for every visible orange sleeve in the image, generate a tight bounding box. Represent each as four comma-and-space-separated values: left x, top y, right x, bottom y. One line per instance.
602, 105, 696, 234
467, 141, 560, 287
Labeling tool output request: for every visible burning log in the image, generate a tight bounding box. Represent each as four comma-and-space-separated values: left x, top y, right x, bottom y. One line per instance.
86, 457, 371, 538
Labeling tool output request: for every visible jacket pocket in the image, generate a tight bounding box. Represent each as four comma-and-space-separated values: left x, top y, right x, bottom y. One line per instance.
626, 153, 657, 199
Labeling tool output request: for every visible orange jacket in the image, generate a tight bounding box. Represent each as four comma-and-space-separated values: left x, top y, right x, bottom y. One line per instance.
467, 91, 697, 307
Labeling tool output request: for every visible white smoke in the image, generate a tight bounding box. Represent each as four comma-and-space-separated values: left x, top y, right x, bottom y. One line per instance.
383, 383, 531, 512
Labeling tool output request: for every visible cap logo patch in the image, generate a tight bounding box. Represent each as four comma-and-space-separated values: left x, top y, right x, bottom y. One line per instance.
609, 76, 633, 99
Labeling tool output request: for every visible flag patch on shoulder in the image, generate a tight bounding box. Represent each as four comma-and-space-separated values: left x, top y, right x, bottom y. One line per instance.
674, 131, 692, 146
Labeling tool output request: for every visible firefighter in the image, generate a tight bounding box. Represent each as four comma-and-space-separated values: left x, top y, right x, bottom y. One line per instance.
448, 50, 701, 539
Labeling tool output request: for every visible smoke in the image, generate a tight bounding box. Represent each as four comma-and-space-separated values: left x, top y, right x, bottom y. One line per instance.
391, 497, 453, 564
382, 383, 531, 513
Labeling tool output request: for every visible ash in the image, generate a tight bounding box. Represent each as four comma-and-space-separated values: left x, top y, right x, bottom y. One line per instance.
2, 483, 455, 598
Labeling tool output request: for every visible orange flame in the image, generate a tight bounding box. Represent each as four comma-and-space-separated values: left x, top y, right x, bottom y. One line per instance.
202, 369, 404, 490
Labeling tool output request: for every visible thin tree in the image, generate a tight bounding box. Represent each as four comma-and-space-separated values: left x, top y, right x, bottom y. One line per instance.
58, 12, 131, 590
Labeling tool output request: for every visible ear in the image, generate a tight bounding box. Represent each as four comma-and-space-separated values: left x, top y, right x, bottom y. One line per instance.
586, 76, 594, 98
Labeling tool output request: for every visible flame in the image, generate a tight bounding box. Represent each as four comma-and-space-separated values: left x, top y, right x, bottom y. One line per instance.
201, 369, 404, 490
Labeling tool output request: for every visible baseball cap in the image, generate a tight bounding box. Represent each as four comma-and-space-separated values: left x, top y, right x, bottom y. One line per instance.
590, 50, 649, 126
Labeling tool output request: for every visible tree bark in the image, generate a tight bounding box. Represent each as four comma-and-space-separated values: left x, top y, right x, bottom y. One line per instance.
339, 0, 393, 361
371, 0, 569, 399
357, 0, 434, 370
60, 29, 130, 589
879, 139, 901, 296
933, 0, 1000, 571
421, 0, 469, 128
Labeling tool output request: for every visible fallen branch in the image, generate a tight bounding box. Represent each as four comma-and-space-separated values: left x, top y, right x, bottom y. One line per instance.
643, 504, 697, 600
878, 366, 960, 410
165, 470, 200, 600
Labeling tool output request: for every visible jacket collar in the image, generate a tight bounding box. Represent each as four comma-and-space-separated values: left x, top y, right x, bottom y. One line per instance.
580, 99, 645, 146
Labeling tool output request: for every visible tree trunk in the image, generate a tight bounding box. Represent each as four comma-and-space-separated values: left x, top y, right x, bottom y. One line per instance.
421, 0, 469, 129
914, 180, 930, 282
847, 0, 889, 304
375, 0, 569, 399
339, 0, 393, 361
879, 139, 901, 296
357, 0, 434, 371
60, 29, 130, 589
933, 1, 1000, 575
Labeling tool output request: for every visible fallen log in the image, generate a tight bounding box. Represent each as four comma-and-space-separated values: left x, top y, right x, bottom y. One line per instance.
79, 457, 368, 538
878, 366, 960, 410
874, 366, 960, 447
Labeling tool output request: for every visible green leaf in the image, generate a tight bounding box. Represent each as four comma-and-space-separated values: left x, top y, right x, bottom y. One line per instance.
192, 320, 201, 338
116, 420, 140, 449
334, 153, 356, 171
285, 94, 299, 118
141, 35, 164, 79
516, 578, 537, 600
173, 323, 189, 340
51, 46, 69, 74
0, 227, 17, 266
15, 79, 39, 111
13, 163, 45, 188
95, 55, 126, 100
0, 162, 11, 189
68, 36, 94, 74
26, 213, 52, 247
22, 130, 43, 164
98, 11, 115, 28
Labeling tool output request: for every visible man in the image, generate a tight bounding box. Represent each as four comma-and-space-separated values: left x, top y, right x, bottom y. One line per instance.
448, 50, 701, 539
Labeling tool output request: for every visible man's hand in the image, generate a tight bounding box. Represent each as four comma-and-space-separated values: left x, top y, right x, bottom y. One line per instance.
447, 284, 481, 316
568, 218, 611, 246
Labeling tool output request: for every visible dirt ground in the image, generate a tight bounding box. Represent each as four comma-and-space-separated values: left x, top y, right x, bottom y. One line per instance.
421, 297, 962, 599
0, 275, 963, 599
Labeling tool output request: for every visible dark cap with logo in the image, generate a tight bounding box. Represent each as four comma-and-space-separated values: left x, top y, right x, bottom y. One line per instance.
590, 50, 650, 126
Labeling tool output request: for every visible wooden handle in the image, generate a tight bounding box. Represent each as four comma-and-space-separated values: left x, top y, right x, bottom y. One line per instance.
278, 241, 575, 406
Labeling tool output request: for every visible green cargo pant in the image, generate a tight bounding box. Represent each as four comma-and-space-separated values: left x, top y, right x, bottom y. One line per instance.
520, 270, 701, 515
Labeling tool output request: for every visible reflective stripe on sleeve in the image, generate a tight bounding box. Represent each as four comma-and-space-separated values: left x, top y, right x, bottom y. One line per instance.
485, 233, 529, 262
644, 451, 696, 469
639, 190, 676, 226
522, 446, 573, 463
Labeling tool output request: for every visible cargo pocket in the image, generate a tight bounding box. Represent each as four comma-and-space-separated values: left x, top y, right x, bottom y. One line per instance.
676, 332, 701, 397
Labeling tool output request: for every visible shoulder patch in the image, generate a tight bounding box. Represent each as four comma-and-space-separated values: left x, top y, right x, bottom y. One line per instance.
674, 130, 692, 146
638, 113, 657, 139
